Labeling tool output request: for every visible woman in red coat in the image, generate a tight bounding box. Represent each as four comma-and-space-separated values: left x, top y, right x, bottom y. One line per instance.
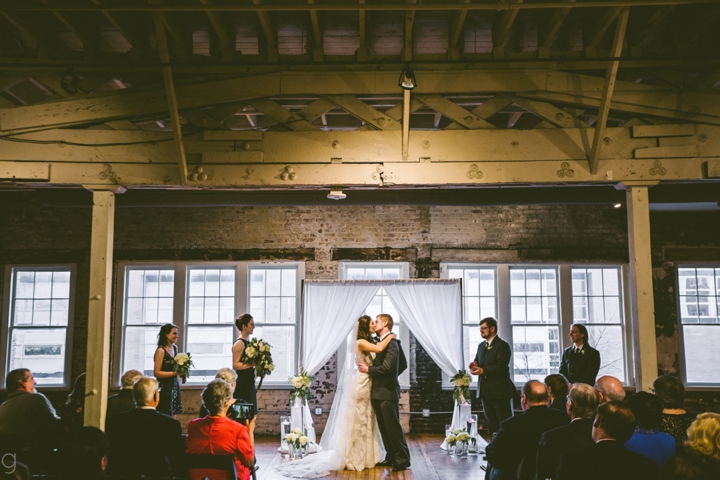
186, 379, 254, 480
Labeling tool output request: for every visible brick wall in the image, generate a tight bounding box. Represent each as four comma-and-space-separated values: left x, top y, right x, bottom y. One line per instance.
1, 192, 718, 433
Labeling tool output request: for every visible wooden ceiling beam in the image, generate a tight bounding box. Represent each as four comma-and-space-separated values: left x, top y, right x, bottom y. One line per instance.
153, 11, 188, 184
0, 11, 51, 52
403, 0, 416, 62
630, 5, 674, 45
252, 0, 278, 61
199, 0, 234, 62
541, 0, 576, 47
449, 0, 471, 48
308, 0, 323, 62
246, 99, 320, 131
589, 7, 630, 174
39, 0, 94, 48
91, 0, 146, 51
493, 0, 523, 49
587, 7, 622, 47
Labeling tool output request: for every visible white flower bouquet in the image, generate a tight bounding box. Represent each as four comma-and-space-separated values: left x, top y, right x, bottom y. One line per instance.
240, 338, 274, 389
173, 352, 193, 383
450, 369, 472, 405
288, 369, 315, 405
285, 428, 313, 455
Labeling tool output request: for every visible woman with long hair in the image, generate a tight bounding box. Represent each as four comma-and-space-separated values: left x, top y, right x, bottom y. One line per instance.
59, 372, 86, 433
153, 323, 183, 417
559, 323, 601, 386
276, 314, 396, 477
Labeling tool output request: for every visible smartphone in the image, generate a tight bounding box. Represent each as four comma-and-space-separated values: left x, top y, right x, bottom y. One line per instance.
229, 402, 255, 423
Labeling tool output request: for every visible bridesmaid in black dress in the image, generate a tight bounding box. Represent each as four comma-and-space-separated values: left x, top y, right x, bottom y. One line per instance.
232, 314, 257, 415
154, 323, 183, 417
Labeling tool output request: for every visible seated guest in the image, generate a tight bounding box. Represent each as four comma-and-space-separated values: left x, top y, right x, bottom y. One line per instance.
56, 426, 109, 480
486, 380, 569, 480
557, 401, 659, 480
199, 368, 238, 418
186, 379, 254, 480
545, 374, 569, 412
536, 383, 599, 480
654, 375, 695, 450
105, 369, 142, 425
106, 377, 185, 477
625, 391, 675, 466
660, 413, 720, 480
0, 369, 60, 449
559, 324, 601, 386
59, 373, 86, 434
594, 375, 625, 404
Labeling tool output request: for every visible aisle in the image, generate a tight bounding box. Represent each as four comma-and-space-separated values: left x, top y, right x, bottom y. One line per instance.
255, 434, 487, 480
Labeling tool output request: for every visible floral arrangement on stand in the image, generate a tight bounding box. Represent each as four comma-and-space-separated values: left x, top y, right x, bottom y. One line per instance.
240, 338, 274, 389
289, 369, 316, 405
173, 352, 193, 384
450, 369, 472, 405
445, 428, 475, 456
285, 428, 312, 459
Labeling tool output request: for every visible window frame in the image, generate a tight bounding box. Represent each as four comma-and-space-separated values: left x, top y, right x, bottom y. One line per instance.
113, 260, 304, 389
441, 262, 634, 389
1, 264, 77, 390
675, 263, 720, 390
338, 261, 411, 390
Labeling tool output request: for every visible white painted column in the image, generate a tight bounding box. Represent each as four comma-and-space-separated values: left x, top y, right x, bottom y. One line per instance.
623, 183, 659, 392
84, 189, 117, 429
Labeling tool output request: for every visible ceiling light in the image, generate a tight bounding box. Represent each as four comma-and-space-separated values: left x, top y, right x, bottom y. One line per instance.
613, 203, 622, 209
398, 63, 416, 90
327, 188, 346, 200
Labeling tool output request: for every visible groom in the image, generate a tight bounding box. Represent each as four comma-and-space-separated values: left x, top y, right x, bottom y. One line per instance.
357, 313, 410, 471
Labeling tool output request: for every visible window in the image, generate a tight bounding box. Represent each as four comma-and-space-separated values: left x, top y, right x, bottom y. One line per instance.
448, 266, 497, 385
2, 266, 75, 387
116, 262, 303, 387
340, 262, 410, 389
678, 267, 720, 385
571, 267, 626, 382
442, 263, 631, 387
510, 267, 560, 383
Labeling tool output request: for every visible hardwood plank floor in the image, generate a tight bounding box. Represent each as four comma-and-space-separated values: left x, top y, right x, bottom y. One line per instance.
255, 435, 486, 480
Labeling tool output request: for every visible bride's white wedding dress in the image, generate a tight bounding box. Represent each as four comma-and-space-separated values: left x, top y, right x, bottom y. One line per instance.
276, 339, 384, 478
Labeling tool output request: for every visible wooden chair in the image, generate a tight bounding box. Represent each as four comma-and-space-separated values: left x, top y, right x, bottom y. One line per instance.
185, 454, 237, 480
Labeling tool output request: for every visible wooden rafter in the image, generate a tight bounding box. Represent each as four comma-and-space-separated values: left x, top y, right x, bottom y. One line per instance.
40, 0, 93, 48
630, 5, 675, 45
246, 99, 319, 131
153, 11, 188, 185
308, 0, 323, 61
493, 0, 523, 48
402, 89, 411, 159
444, 96, 511, 130
0, 11, 51, 51
449, 0, 471, 48
589, 7, 630, 174
417, 94, 496, 129
541, 0, 576, 47
200, 0, 233, 62
510, 96, 590, 128
323, 95, 402, 131
587, 7, 622, 47
91, 0, 143, 50
252, 0, 277, 57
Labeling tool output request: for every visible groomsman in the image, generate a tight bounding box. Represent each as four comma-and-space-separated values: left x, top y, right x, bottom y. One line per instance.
559, 324, 601, 386
469, 317, 516, 435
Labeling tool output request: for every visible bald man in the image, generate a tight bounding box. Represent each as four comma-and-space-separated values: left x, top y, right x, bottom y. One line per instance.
486, 380, 570, 480
594, 376, 626, 404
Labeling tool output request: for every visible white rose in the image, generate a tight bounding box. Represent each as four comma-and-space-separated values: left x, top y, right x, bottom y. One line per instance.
292, 378, 304, 389
286, 433, 296, 443
292, 428, 302, 436
446, 434, 457, 444
268, 364, 275, 371
299, 436, 308, 446
259, 344, 266, 352
245, 346, 256, 357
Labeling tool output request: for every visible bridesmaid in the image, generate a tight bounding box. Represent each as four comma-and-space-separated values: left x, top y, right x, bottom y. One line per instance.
232, 314, 257, 415
154, 323, 183, 417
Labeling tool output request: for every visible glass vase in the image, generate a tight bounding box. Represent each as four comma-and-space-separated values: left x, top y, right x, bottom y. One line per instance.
455, 441, 468, 457
446, 443, 455, 456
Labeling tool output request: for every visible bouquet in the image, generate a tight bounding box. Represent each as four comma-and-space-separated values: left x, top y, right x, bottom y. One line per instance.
173, 352, 193, 384
450, 369, 472, 405
446, 428, 476, 449
289, 369, 316, 406
240, 338, 274, 389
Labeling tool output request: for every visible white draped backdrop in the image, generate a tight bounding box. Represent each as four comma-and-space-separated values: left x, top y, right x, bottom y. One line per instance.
293, 279, 467, 446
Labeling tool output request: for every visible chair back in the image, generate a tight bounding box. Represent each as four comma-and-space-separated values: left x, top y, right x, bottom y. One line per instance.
185, 454, 237, 480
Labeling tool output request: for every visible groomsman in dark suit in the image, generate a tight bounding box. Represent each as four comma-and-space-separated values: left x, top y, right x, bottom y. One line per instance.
469, 317, 516, 435
559, 324, 601, 387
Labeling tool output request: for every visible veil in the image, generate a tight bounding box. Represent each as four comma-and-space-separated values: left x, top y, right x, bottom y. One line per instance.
275, 323, 362, 478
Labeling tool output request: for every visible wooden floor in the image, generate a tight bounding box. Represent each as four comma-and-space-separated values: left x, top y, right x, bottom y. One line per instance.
255, 435, 487, 480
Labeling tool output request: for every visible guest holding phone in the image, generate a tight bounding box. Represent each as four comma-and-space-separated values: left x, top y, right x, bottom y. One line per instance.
186, 379, 254, 480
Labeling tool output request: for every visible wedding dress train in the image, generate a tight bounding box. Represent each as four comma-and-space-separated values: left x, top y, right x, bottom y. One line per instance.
276, 339, 383, 478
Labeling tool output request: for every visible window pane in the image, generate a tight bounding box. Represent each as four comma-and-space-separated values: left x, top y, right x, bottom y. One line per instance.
526, 269, 541, 296
187, 297, 204, 324
220, 297, 235, 323
281, 297, 296, 324
587, 269, 603, 296
465, 297, 480, 323
253, 326, 295, 381
683, 325, 720, 384
511, 297, 526, 323
265, 297, 281, 322
678, 267, 720, 325
35, 272, 52, 298
220, 270, 235, 297
381, 268, 400, 280
480, 297, 496, 321
266, 270, 281, 294
33, 300, 51, 326
51, 299, 69, 326
281, 269, 296, 296
603, 269, 619, 296
480, 270, 495, 296
512, 326, 559, 383
159, 271, 175, 297
586, 325, 625, 383
145, 270, 160, 297
678, 269, 696, 296
122, 326, 159, 377
52, 272, 71, 298
365, 269, 382, 280
13, 300, 33, 326
465, 270, 479, 296
346, 268, 365, 280
249, 297, 265, 323
250, 270, 266, 295
204, 297, 220, 324
189, 270, 205, 297
186, 326, 234, 384
144, 297, 159, 324
15, 271, 35, 298
124, 268, 174, 327
188, 268, 235, 325
571, 267, 622, 324
10, 328, 66, 385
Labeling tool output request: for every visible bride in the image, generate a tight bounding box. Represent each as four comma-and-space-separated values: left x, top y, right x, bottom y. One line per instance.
276, 315, 397, 478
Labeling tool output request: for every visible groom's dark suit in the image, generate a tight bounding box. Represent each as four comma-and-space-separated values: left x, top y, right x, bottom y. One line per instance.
368, 333, 410, 469
475, 336, 516, 435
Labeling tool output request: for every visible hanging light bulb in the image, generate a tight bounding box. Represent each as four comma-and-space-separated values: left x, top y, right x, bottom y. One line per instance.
398, 63, 416, 90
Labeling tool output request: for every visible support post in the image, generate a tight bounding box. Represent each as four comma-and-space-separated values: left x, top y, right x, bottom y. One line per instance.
84, 189, 118, 429
622, 183, 659, 392
402, 89, 411, 160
